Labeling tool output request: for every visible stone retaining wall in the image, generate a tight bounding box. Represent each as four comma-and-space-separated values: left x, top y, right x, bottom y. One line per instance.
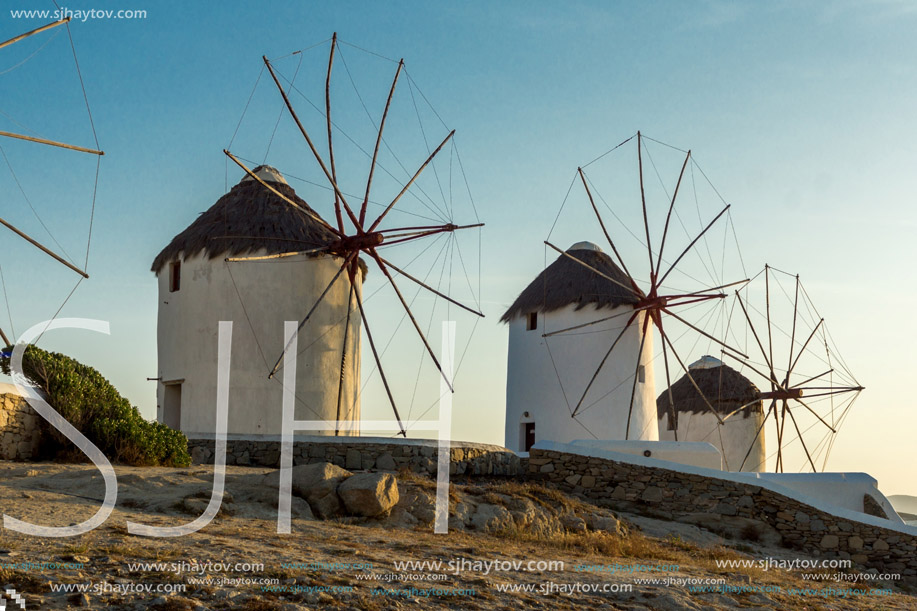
0, 392, 41, 460
188, 437, 523, 477
529, 448, 917, 580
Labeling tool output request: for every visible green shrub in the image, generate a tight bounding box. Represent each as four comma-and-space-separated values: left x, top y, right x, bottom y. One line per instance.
1, 344, 190, 467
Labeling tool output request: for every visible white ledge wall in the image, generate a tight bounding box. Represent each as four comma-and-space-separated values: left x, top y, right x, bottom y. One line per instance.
534, 440, 910, 531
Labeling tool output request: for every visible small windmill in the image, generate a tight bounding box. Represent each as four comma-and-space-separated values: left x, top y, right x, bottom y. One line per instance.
0, 15, 103, 344
722, 265, 864, 472
223, 34, 483, 437
543, 132, 749, 460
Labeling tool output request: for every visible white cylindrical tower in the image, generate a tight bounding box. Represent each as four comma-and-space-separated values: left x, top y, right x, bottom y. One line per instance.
151, 166, 362, 437
502, 242, 658, 452
657, 356, 766, 472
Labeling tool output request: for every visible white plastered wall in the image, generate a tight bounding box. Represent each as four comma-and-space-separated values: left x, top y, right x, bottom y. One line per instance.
658, 408, 766, 472
505, 303, 657, 451
156, 251, 361, 437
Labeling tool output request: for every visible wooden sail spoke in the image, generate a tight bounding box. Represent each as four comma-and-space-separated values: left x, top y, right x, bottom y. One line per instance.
224, 150, 341, 236
379, 222, 483, 241
654, 149, 692, 276
662, 292, 725, 302
786, 274, 800, 378
787, 318, 824, 378
657, 204, 730, 287
0, 17, 70, 50
776, 399, 787, 472
544, 241, 642, 296
658, 321, 678, 441
636, 132, 655, 281
262, 57, 363, 232
334, 279, 355, 436
662, 278, 750, 299
789, 369, 833, 389
362, 59, 404, 226
369, 251, 454, 392
765, 267, 776, 384
325, 33, 343, 232
571, 314, 637, 417
662, 307, 748, 359
0, 216, 88, 278
225, 247, 329, 262
791, 388, 863, 400
735, 291, 776, 375
792, 397, 837, 434
577, 167, 637, 286
723, 360, 784, 397
624, 317, 651, 440
353, 272, 406, 437
792, 385, 864, 392
721, 399, 767, 423
267, 252, 356, 379
659, 328, 724, 424
0, 130, 103, 156
368, 130, 455, 233
542, 306, 648, 338
740, 399, 776, 471
378, 256, 483, 317
786, 403, 818, 472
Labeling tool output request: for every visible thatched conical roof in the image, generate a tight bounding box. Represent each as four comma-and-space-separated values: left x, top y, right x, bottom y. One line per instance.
657, 358, 762, 419
500, 242, 639, 323
151, 167, 338, 273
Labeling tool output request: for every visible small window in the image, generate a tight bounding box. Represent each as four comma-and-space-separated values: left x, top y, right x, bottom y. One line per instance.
169, 261, 181, 292
638, 365, 646, 383
526, 311, 537, 331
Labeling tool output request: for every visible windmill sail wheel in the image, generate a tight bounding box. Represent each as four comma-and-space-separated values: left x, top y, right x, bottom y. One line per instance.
543, 132, 748, 461
223, 34, 483, 437
721, 265, 864, 472
0, 15, 103, 344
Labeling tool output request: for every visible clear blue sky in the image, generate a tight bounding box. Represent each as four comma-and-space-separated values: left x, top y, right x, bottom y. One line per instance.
1, 1, 915, 495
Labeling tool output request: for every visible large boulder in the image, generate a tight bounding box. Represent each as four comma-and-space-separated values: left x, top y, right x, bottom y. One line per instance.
469, 503, 514, 532
337, 473, 399, 517
262, 462, 353, 518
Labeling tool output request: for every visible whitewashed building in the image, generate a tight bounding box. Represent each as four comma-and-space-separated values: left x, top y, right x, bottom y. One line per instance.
151, 166, 362, 438
502, 242, 658, 452
657, 356, 766, 472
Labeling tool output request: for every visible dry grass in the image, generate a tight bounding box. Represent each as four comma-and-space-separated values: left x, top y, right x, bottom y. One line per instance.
490, 520, 678, 561
398, 470, 462, 505
92, 543, 181, 562
0, 568, 45, 592
62, 542, 89, 555
486, 480, 592, 515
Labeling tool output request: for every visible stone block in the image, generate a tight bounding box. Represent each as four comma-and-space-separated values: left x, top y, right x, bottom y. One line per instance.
345, 449, 362, 470
375, 453, 397, 471
820, 535, 839, 549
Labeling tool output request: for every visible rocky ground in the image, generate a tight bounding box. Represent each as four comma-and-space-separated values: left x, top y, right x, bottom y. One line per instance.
0, 461, 914, 610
